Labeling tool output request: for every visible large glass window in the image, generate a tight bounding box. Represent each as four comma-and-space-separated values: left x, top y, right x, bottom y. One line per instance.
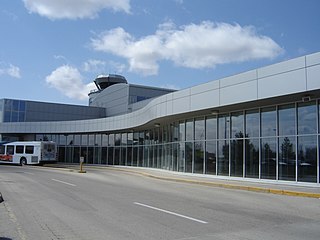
194, 141, 204, 173
178, 142, 185, 172
217, 140, 229, 176
279, 136, 296, 181
206, 116, 217, 140
179, 121, 185, 141
261, 107, 277, 137
205, 141, 216, 175
195, 118, 205, 140
245, 139, 259, 178
185, 142, 193, 173
261, 138, 276, 180
218, 114, 230, 139
297, 136, 317, 183
230, 139, 243, 177
245, 109, 259, 138
278, 104, 296, 136
186, 120, 194, 141
231, 112, 244, 138
298, 101, 317, 135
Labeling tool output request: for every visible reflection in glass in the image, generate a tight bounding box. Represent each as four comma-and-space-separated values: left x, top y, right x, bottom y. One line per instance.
178, 143, 185, 172
172, 143, 178, 171
218, 114, 230, 139
231, 112, 244, 139
230, 139, 243, 177
132, 146, 138, 166
245, 139, 259, 178
245, 109, 259, 138
297, 136, 317, 183
261, 107, 276, 137
298, 101, 317, 134
278, 104, 295, 136
261, 138, 276, 179
195, 118, 205, 140
206, 116, 217, 140
186, 120, 194, 141
206, 141, 216, 175
217, 140, 229, 176
194, 141, 204, 173
179, 121, 185, 141
185, 142, 193, 173
108, 147, 113, 165
121, 147, 126, 165
279, 136, 296, 181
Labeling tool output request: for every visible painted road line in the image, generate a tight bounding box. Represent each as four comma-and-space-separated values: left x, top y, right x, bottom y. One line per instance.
134, 202, 208, 224
51, 178, 76, 187
23, 172, 35, 175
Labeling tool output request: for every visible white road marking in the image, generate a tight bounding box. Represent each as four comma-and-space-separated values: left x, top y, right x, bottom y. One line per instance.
23, 172, 34, 175
134, 202, 208, 224
51, 178, 76, 187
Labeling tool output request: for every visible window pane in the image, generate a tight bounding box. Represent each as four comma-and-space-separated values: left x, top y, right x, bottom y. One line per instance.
261, 138, 276, 180
245, 139, 259, 178
195, 118, 205, 140
12, 100, 19, 111
231, 112, 244, 138
218, 114, 230, 139
245, 109, 259, 138
279, 136, 296, 181
194, 141, 204, 173
19, 101, 26, 112
297, 136, 317, 183
206, 116, 217, 140
278, 104, 296, 136
178, 142, 185, 172
205, 141, 216, 175
16, 145, 24, 154
7, 145, 14, 154
261, 107, 276, 137
230, 139, 243, 177
179, 121, 185, 141
217, 140, 229, 176
25, 146, 34, 154
185, 142, 193, 173
186, 120, 194, 141
297, 101, 317, 134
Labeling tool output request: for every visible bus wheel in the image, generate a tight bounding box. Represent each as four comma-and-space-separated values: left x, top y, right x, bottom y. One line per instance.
20, 158, 27, 166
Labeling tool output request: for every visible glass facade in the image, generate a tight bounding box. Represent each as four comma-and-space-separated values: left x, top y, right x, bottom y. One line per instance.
28, 100, 320, 184
1, 99, 26, 122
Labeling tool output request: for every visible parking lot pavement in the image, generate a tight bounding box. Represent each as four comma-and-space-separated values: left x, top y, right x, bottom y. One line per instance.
42, 163, 320, 198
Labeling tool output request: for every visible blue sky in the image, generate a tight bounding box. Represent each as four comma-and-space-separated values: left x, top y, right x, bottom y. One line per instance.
1, 0, 319, 105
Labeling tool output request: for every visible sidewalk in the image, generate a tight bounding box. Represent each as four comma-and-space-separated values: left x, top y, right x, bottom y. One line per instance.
43, 164, 320, 198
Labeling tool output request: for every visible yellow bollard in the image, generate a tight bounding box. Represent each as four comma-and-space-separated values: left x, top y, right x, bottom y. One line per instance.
79, 156, 86, 173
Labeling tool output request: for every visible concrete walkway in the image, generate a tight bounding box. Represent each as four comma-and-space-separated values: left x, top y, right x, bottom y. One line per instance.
43, 164, 320, 198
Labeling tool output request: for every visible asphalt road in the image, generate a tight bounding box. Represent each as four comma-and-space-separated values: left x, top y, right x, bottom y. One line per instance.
0, 164, 319, 240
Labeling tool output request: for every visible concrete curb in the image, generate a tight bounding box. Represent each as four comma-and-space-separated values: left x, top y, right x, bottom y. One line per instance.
43, 164, 320, 199
94, 166, 320, 199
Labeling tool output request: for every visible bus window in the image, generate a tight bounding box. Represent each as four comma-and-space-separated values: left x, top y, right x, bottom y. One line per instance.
25, 146, 34, 154
0, 146, 5, 154
16, 145, 24, 154
7, 145, 14, 155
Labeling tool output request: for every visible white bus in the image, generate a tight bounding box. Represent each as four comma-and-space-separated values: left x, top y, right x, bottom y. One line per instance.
0, 141, 57, 165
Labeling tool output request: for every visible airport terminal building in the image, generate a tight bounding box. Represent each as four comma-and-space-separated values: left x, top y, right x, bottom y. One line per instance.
1, 52, 320, 185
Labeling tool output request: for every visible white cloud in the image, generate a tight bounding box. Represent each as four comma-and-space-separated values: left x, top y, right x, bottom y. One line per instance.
83, 59, 126, 74
23, 0, 131, 20
0, 63, 21, 78
45, 65, 95, 100
91, 21, 283, 76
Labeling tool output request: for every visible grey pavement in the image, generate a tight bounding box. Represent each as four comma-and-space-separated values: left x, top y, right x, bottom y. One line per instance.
44, 163, 320, 198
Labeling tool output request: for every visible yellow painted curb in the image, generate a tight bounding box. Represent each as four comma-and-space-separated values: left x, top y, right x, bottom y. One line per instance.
102, 167, 320, 199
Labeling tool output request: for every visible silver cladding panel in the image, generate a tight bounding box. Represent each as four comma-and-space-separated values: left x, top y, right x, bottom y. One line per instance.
1, 52, 320, 134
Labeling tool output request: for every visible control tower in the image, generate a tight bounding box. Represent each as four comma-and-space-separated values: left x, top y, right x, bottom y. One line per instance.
94, 74, 128, 91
